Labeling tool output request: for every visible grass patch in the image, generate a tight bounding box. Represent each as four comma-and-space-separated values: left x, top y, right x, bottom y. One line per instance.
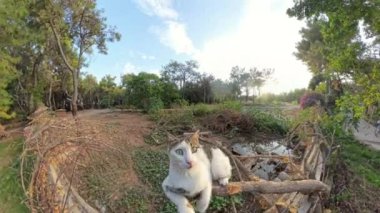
0, 138, 29, 213
79, 143, 144, 212
340, 139, 380, 187
190, 103, 217, 117
118, 187, 150, 213
133, 149, 169, 192
209, 195, 244, 211
322, 116, 380, 187
248, 108, 289, 135
132, 148, 177, 212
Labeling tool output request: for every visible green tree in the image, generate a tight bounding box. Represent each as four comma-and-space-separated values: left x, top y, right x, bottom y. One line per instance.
43, 0, 121, 116
211, 79, 233, 102
80, 74, 98, 108
249, 67, 274, 98
288, 0, 380, 118
229, 66, 245, 100
161, 60, 200, 99
99, 75, 117, 108
122, 72, 163, 110
0, 0, 44, 116
0, 56, 17, 119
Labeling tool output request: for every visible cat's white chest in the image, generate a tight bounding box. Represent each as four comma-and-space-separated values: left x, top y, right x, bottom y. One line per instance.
168, 161, 211, 196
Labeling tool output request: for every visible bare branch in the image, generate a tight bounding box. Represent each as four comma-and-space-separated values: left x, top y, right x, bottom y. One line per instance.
212, 180, 330, 196
48, 20, 75, 73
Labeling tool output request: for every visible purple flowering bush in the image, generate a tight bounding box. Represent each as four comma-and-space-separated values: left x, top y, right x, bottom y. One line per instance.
300, 92, 325, 109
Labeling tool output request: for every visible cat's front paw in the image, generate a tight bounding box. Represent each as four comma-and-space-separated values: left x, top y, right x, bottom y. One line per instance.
178, 203, 195, 213
218, 177, 229, 186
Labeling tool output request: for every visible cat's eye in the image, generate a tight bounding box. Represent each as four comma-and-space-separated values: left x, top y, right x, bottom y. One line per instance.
175, 149, 184, 155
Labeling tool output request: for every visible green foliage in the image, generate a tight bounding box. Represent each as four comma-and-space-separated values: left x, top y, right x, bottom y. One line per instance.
288, 0, 380, 118
209, 195, 243, 211
133, 149, 169, 192
256, 88, 307, 105
248, 108, 289, 135
320, 115, 380, 187
211, 79, 233, 102
229, 66, 273, 102
171, 99, 189, 108
0, 138, 28, 212
150, 109, 194, 130
123, 72, 179, 110
132, 149, 176, 212
119, 188, 149, 213
217, 100, 242, 111
147, 97, 164, 114
191, 103, 216, 117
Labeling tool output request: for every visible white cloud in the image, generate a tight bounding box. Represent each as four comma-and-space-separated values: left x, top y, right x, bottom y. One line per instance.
152, 21, 197, 55
134, 0, 178, 19
134, 0, 196, 56
194, 0, 311, 94
123, 62, 139, 74
122, 62, 160, 75
133, 0, 311, 93
140, 53, 156, 60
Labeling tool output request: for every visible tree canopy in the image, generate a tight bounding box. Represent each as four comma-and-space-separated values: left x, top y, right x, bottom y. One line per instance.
288, 0, 380, 119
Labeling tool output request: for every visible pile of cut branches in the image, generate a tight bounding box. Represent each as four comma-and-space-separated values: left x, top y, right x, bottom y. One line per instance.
21, 108, 332, 213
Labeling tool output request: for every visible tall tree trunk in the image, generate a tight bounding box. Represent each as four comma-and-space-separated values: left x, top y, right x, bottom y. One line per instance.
53, 95, 56, 110
245, 86, 249, 102
71, 70, 79, 116
203, 86, 206, 103
48, 80, 53, 110
29, 58, 40, 113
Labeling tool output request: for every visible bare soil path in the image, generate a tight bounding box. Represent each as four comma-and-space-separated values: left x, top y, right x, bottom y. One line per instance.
352, 119, 380, 150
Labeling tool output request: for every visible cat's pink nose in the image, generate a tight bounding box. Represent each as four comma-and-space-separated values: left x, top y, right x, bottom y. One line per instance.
186, 161, 193, 169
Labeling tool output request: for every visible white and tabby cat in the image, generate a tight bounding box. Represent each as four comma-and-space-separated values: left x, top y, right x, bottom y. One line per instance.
162, 130, 232, 213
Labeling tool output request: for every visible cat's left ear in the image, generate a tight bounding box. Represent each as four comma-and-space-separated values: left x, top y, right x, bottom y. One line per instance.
190, 130, 200, 147
167, 132, 178, 148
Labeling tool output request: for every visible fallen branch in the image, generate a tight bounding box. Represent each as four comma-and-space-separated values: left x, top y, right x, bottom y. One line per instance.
236, 155, 295, 159
183, 131, 212, 136
212, 179, 330, 196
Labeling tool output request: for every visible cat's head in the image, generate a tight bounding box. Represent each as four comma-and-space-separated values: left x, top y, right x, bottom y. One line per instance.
168, 130, 201, 169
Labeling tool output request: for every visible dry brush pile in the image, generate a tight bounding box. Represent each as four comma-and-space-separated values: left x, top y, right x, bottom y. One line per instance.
21, 108, 333, 212
21, 109, 134, 212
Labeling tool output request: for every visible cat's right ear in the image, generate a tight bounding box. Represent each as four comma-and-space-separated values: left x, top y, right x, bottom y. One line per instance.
167, 132, 177, 143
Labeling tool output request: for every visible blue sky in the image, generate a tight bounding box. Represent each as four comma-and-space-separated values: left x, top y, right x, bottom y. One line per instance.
86, 0, 311, 94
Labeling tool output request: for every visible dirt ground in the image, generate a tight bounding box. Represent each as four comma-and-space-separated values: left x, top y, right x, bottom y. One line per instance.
30, 109, 157, 212
73, 109, 154, 186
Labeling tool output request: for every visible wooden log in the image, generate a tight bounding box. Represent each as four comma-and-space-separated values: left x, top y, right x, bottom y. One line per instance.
212, 179, 330, 196
183, 131, 212, 136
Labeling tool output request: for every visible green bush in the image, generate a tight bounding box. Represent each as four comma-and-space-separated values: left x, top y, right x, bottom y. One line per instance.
170, 99, 189, 108
146, 97, 164, 114
191, 103, 215, 116
0, 138, 29, 212
217, 100, 242, 111
248, 109, 289, 135
320, 115, 380, 187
